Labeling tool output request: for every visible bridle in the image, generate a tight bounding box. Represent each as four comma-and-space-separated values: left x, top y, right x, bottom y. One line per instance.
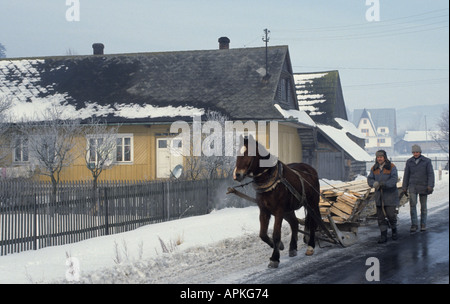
240, 153, 256, 180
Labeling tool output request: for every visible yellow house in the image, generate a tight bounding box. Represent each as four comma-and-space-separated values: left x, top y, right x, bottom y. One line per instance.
0, 40, 316, 182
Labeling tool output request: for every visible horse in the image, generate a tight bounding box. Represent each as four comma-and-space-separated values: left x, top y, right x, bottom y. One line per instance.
233, 136, 321, 268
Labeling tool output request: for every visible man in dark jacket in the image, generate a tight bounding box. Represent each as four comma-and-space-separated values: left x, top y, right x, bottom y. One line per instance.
402, 144, 435, 232
367, 150, 399, 243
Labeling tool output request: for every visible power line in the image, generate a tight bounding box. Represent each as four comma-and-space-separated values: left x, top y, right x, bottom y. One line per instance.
273, 8, 449, 33
343, 77, 449, 90
273, 23, 448, 42
293, 65, 449, 71
271, 8, 449, 41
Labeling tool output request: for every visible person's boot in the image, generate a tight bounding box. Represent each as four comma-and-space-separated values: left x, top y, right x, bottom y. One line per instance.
378, 230, 388, 243
392, 227, 398, 240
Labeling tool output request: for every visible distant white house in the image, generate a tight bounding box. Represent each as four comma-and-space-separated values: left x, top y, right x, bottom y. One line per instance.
395, 130, 448, 154
353, 108, 396, 155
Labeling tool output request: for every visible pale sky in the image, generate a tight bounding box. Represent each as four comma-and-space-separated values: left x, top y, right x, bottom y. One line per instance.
0, 0, 448, 111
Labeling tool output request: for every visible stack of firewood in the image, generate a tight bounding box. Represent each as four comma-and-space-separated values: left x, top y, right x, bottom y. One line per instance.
319, 180, 406, 224
319, 190, 363, 223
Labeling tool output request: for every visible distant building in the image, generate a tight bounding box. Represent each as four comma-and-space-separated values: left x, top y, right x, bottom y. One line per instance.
294, 71, 372, 181
353, 108, 397, 155
395, 130, 448, 154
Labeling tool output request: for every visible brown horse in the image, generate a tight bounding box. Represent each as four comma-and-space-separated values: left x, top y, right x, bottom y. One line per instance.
233, 136, 321, 268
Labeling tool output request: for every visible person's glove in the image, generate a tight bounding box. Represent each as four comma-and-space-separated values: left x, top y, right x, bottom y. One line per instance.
427, 186, 433, 194
402, 188, 408, 197
373, 181, 380, 190
379, 181, 385, 189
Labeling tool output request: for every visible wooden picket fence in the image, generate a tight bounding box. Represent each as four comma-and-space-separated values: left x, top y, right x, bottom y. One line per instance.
0, 178, 227, 256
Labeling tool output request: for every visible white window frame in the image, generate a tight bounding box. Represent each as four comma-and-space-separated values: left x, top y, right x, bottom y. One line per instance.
86, 135, 109, 166
13, 136, 29, 163
115, 134, 134, 163
86, 133, 134, 165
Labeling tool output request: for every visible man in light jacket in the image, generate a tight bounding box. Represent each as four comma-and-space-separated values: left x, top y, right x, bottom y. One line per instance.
402, 144, 435, 232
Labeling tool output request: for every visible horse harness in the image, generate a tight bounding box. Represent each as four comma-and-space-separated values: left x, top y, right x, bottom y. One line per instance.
252, 161, 306, 207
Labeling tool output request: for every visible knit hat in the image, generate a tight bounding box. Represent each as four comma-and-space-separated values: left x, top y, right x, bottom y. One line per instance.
375, 150, 387, 158
411, 144, 422, 153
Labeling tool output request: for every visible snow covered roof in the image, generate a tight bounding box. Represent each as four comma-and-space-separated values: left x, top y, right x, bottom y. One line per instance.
317, 118, 372, 162
293, 71, 348, 127
403, 130, 442, 142
274, 104, 316, 127
294, 72, 328, 115
0, 46, 296, 123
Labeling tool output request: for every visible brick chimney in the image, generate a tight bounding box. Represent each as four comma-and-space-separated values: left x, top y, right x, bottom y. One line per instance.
218, 37, 230, 50
92, 43, 104, 55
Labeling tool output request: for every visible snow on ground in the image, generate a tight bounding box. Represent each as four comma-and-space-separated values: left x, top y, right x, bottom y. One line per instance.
0, 170, 448, 284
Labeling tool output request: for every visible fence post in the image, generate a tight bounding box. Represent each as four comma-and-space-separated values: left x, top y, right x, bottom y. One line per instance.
206, 179, 210, 213
33, 194, 37, 251
166, 181, 170, 221
104, 188, 109, 236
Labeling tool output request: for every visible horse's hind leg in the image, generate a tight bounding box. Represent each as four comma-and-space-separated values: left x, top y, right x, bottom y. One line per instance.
284, 212, 298, 257
304, 211, 316, 256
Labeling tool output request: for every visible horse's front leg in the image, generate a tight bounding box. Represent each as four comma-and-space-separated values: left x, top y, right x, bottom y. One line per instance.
259, 209, 273, 248
284, 211, 299, 257
268, 214, 284, 268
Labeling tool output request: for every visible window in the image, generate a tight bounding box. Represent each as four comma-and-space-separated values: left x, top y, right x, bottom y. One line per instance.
88, 137, 104, 164
361, 128, 369, 134
363, 119, 367, 124
14, 137, 29, 162
158, 140, 167, 149
377, 138, 385, 143
380, 128, 385, 133
86, 134, 133, 165
116, 135, 133, 162
277, 77, 291, 103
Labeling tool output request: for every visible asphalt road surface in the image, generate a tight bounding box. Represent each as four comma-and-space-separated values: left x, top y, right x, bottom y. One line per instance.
239, 202, 449, 284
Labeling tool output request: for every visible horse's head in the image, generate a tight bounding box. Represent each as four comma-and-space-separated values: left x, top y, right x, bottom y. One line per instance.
233, 136, 256, 182
233, 135, 275, 182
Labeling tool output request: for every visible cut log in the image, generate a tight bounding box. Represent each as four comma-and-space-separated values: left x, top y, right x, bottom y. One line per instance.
330, 206, 351, 220
332, 201, 354, 215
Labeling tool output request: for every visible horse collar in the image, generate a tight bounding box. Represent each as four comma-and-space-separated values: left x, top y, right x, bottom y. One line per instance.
252, 161, 282, 193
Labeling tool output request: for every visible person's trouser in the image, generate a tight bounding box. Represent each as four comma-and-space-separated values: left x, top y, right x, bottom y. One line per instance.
409, 192, 428, 227
376, 206, 397, 232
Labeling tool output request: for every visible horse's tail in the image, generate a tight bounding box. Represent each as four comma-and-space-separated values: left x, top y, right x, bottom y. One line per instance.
305, 198, 320, 231
305, 168, 321, 234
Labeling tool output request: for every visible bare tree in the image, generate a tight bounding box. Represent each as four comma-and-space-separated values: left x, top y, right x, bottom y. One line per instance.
201, 110, 236, 179
431, 107, 449, 154
182, 110, 236, 180
79, 118, 120, 189
0, 43, 6, 58
0, 95, 13, 166
18, 107, 81, 194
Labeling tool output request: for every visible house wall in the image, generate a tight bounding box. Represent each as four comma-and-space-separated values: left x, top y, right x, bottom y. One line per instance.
57, 124, 156, 182
276, 124, 302, 164
7, 122, 305, 182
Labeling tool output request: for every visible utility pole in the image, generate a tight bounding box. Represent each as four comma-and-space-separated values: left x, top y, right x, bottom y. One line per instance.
424, 115, 428, 154
262, 28, 270, 79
